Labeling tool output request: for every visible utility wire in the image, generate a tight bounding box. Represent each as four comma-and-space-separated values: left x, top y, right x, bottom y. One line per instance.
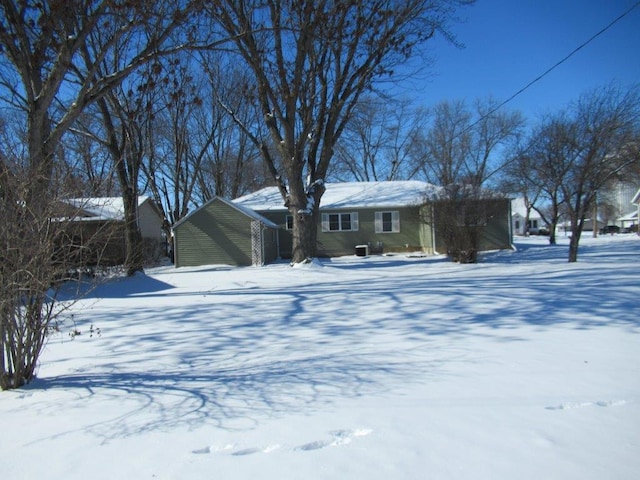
468, 0, 640, 126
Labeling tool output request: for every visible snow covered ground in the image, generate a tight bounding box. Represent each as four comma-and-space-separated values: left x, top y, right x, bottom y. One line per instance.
2, 234, 639, 479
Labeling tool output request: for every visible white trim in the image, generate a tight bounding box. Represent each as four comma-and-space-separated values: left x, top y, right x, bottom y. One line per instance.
321, 212, 359, 232
375, 210, 400, 233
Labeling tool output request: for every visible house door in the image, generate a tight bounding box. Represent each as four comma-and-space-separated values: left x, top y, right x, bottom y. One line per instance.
250, 221, 263, 266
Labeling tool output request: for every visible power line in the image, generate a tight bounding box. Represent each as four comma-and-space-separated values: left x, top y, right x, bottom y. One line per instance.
471, 0, 640, 124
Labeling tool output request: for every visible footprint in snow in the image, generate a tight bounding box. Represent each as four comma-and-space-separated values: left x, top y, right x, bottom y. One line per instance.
294, 428, 373, 452
295, 440, 329, 451
545, 400, 627, 410
232, 447, 262, 456
194, 428, 373, 456
192, 446, 211, 454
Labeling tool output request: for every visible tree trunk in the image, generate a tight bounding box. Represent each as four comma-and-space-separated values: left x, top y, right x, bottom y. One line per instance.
26, 109, 55, 206
122, 188, 144, 276
568, 233, 580, 262
568, 219, 585, 262
287, 176, 325, 263
548, 220, 558, 245
291, 210, 319, 263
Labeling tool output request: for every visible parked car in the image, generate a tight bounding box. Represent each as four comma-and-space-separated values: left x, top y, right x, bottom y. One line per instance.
622, 225, 638, 234
599, 225, 620, 235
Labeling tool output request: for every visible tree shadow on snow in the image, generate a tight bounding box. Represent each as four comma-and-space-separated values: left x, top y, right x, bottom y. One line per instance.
26, 349, 435, 442
25, 236, 640, 443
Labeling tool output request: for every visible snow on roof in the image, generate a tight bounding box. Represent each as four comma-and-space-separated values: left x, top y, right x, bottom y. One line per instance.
234, 181, 439, 211
63, 196, 152, 221
617, 210, 638, 222
510, 197, 542, 219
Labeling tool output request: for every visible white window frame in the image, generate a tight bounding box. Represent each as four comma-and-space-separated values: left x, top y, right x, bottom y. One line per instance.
375, 211, 400, 233
321, 212, 359, 232
285, 215, 294, 230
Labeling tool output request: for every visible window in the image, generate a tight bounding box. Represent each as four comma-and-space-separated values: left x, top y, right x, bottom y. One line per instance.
285, 215, 294, 230
375, 211, 400, 233
321, 212, 358, 232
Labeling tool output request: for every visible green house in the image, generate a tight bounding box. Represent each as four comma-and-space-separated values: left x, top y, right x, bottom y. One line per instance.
234, 181, 513, 259
172, 182, 513, 267
172, 196, 279, 267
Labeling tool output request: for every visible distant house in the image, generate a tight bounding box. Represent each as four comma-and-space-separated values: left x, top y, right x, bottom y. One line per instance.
581, 218, 607, 233
60, 196, 165, 266
600, 180, 638, 226
617, 210, 638, 230
511, 197, 546, 235
171, 181, 512, 267
172, 196, 279, 267
631, 188, 640, 234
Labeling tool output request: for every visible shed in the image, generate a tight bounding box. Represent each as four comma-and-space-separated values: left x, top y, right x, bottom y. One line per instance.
172, 196, 279, 267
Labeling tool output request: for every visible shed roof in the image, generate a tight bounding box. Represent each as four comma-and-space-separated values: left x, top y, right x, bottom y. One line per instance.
234, 181, 439, 211
172, 196, 279, 230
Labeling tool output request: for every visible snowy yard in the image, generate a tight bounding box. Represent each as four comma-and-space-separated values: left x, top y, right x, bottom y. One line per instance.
2, 234, 639, 479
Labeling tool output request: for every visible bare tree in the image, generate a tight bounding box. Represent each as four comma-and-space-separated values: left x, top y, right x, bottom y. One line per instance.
410, 98, 525, 188
332, 96, 427, 181
1, 165, 59, 389
0, 1, 205, 388
410, 98, 524, 261
514, 113, 575, 245
197, 54, 268, 201
410, 99, 471, 185
0, 1, 203, 203
513, 84, 640, 259
64, 113, 118, 197
209, 0, 473, 263
501, 151, 543, 238
137, 56, 205, 239
427, 188, 509, 263
139, 52, 268, 236
0, 149, 118, 389
560, 84, 639, 262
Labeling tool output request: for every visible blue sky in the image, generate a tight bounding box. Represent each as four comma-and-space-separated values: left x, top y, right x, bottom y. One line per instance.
401, 0, 640, 121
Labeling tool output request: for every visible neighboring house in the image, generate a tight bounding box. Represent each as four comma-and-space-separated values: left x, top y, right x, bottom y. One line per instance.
582, 218, 607, 232
511, 197, 545, 235
617, 210, 638, 230
632, 188, 640, 234
172, 196, 279, 267
600, 180, 638, 226
60, 196, 165, 266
